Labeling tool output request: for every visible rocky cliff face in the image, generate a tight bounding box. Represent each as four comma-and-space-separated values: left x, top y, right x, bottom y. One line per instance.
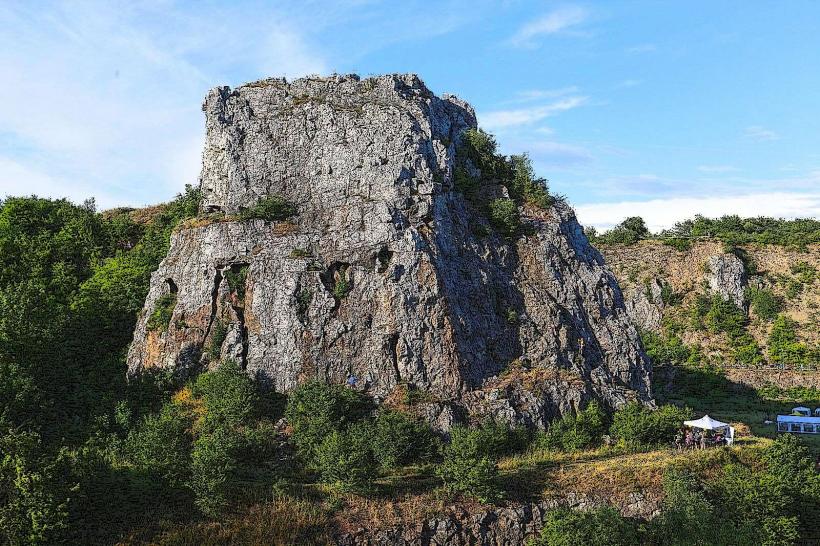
126, 74, 652, 426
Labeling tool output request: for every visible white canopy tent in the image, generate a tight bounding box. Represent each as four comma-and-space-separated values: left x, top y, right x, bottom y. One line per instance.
684, 414, 735, 445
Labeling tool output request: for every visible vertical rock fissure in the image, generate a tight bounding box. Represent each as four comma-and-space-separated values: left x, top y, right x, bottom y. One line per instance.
201, 269, 223, 349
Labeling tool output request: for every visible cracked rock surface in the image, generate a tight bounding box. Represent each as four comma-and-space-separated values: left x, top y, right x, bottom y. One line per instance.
126, 74, 652, 426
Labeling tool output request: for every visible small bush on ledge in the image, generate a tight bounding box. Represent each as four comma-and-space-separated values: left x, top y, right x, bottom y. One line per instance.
488, 198, 520, 237
237, 196, 297, 222
146, 293, 177, 332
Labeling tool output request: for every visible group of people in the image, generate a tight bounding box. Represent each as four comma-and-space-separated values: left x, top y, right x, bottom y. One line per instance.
674, 427, 727, 451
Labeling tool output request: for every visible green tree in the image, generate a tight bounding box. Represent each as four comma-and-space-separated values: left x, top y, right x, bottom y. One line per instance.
314, 421, 378, 492
436, 426, 499, 503
285, 381, 372, 466
533, 506, 639, 546
370, 410, 438, 470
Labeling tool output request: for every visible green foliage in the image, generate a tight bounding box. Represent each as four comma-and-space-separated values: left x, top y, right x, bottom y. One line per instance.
662, 237, 692, 251
663, 214, 820, 248
454, 129, 552, 213
593, 216, 650, 245
641, 331, 692, 366
0, 431, 72, 546
768, 315, 808, 365
236, 196, 297, 222
206, 319, 228, 361
508, 153, 552, 208
645, 470, 756, 546
125, 401, 193, 487
224, 265, 249, 299
610, 402, 691, 447
314, 422, 378, 492
333, 267, 351, 299
284, 381, 372, 466
533, 506, 639, 546
192, 361, 260, 431
436, 425, 500, 503
535, 401, 606, 452
790, 261, 817, 284
295, 289, 312, 319
189, 427, 244, 517
370, 410, 438, 470
749, 287, 783, 321
473, 420, 532, 458
146, 293, 177, 332
488, 198, 520, 236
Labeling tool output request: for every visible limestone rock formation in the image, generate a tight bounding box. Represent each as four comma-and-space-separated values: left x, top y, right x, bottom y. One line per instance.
126, 74, 652, 426
625, 278, 665, 332
706, 254, 747, 309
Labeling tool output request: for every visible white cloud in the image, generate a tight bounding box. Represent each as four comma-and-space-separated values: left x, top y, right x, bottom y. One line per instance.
575, 192, 820, 232
744, 125, 779, 141
508, 6, 589, 47
479, 96, 587, 130
0, 1, 327, 209
697, 165, 740, 173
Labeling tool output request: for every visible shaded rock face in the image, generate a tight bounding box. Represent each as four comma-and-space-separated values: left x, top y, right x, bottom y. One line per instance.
706, 254, 747, 309
126, 74, 652, 426
625, 278, 665, 333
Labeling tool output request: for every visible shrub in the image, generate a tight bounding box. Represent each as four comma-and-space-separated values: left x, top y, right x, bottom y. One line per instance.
488, 198, 520, 236
749, 287, 783, 321
436, 425, 499, 503
285, 382, 372, 466
224, 265, 248, 300
594, 217, 649, 246
535, 401, 606, 452
474, 420, 532, 457
790, 261, 816, 284
206, 319, 228, 361
237, 196, 297, 222
188, 427, 243, 516
610, 402, 691, 447
641, 331, 691, 366
192, 361, 260, 431
508, 154, 552, 208
333, 267, 351, 299
370, 410, 438, 470
533, 506, 639, 546
124, 401, 193, 487
146, 293, 177, 332
645, 470, 756, 546
768, 315, 808, 365
295, 289, 312, 319
314, 422, 378, 491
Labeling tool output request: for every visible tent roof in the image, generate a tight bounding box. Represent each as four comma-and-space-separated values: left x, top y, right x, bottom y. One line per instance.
683, 415, 729, 430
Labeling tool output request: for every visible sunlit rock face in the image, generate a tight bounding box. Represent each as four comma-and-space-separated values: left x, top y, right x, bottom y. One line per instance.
127, 73, 652, 428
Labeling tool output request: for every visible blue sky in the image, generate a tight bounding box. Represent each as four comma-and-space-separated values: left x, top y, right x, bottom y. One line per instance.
1, 1, 819, 230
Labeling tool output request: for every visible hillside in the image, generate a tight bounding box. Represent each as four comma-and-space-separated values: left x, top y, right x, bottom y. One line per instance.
601, 239, 820, 368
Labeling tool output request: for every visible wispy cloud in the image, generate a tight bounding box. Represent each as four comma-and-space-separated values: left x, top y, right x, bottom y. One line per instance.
528, 141, 593, 167
508, 86, 579, 103
626, 43, 657, 54
697, 165, 740, 173
576, 192, 820, 232
479, 96, 587, 130
0, 1, 327, 208
508, 6, 589, 47
744, 125, 779, 141
615, 79, 642, 89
